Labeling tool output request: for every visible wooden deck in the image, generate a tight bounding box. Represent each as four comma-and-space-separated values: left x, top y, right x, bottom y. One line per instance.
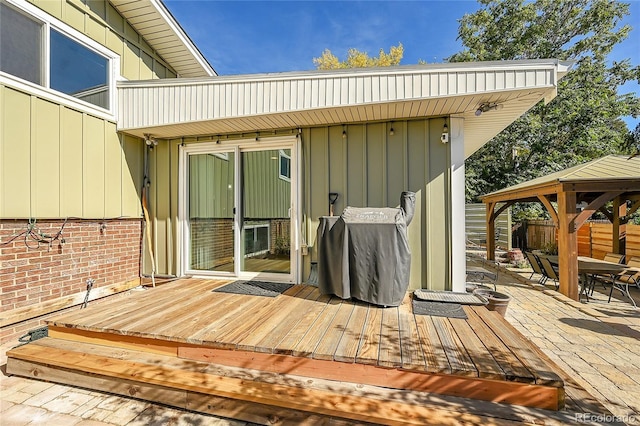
7, 278, 566, 424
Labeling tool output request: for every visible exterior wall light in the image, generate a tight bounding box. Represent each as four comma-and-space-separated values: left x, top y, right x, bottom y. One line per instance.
441, 120, 449, 144
144, 134, 157, 146
475, 102, 504, 116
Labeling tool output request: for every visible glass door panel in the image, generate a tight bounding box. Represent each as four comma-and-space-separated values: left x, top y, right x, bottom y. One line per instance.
188, 151, 235, 273
240, 149, 291, 274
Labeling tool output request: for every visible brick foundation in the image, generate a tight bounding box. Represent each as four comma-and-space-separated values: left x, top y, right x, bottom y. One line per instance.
1, 219, 142, 344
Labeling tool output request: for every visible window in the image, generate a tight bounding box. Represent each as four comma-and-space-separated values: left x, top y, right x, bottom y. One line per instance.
279, 149, 291, 181
0, 3, 42, 85
50, 30, 109, 109
244, 223, 270, 257
0, 0, 114, 111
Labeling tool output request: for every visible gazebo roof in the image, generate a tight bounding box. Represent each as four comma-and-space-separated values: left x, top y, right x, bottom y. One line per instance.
481, 154, 640, 301
482, 155, 640, 203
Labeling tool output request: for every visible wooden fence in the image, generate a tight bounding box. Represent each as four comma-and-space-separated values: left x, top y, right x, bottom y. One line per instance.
524, 221, 640, 260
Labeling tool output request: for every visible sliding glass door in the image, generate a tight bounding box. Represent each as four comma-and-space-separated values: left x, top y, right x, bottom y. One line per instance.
182, 140, 296, 282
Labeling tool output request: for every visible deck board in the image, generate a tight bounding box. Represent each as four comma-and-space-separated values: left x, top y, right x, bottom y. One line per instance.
354, 304, 383, 365
378, 307, 402, 368
431, 316, 478, 376
313, 300, 356, 361
292, 297, 343, 357
398, 299, 427, 371
334, 302, 369, 363
463, 306, 535, 382
272, 290, 332, 355
238, 285, 317, 352
414, 314, 452, 374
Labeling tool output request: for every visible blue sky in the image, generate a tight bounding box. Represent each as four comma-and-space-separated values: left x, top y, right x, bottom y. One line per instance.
166, 0, 640, 128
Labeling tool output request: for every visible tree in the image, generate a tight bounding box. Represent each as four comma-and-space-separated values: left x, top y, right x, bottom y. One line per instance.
313, 44, 404, 70
450, 0, 640, 204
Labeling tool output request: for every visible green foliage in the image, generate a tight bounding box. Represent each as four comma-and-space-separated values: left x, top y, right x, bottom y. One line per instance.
541, 242, 559, 255
451, 0, 640, 210
313, 44, 404, 70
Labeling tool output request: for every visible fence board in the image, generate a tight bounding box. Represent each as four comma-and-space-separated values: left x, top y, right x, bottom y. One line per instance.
523, 222, 640, 261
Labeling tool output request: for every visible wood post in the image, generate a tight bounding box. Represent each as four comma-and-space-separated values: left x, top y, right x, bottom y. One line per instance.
612, 196, 626, 255
557, 191, 578, 300
486, 202, 496, 261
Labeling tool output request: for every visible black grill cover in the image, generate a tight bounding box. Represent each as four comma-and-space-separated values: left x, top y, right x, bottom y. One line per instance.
317, 192, 415, 306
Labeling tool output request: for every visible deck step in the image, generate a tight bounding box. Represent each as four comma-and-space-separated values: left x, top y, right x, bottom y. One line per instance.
6, 337, 582, 425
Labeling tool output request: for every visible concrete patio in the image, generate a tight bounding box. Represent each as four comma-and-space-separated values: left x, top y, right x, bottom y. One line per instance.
2, 256, 640, 425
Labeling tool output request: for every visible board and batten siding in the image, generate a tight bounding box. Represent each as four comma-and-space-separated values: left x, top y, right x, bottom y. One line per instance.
0, 0, 184, 220
28, 0, 177, 81
144, 119, 452, 291
303, 119, 451, 291
0, 85, 143, 219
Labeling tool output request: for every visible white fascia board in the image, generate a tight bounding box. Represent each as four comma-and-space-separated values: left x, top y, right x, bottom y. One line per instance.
148, 0, 216, 77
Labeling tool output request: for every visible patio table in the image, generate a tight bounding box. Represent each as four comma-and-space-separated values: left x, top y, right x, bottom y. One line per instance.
539, 254, 637, 305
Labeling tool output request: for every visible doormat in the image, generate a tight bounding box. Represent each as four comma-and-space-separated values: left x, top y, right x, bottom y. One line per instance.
213, 280, 294, 297
414, 290, 487, 306
412, 299, 467, 319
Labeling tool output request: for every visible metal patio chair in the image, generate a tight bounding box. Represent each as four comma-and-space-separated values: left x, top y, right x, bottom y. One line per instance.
538, 257, 560, 290
524, 251, 547, 284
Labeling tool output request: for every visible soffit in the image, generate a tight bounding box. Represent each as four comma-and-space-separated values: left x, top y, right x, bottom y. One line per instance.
109, 0, 216, 77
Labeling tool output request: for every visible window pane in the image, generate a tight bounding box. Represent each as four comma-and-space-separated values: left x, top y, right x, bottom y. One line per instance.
0, 2, 43, 85
50, 29, 109, 109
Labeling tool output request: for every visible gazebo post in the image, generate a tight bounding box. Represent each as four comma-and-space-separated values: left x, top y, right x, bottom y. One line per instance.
557, 191, 579, 300
612, 196, 625, 255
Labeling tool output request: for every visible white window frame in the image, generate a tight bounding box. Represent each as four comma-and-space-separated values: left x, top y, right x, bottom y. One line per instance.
278, 149, 291, 182
0, 0, 120, 120
243, 223, 271, 258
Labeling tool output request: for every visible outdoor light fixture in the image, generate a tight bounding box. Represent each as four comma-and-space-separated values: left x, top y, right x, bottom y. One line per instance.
475, 102, 503, 116
440, 120, 449, 144
342, 125, 347, 139
144, 134, 157, 146
255, 132, 260, 141
389, 122, 395, 136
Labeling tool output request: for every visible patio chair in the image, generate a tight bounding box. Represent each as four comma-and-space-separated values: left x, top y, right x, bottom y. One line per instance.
537, 257, 559, 290
588, 252, 626, 295
609, 256, 640, 308
524, 251, 547, 284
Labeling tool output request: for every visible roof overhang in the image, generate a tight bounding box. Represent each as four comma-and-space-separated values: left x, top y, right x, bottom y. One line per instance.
117, 59, 571, 158
109, 0, 216, 78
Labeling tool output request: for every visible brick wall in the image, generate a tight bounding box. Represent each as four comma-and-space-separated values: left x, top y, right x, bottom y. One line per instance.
190, 218, 234, 269
1, 219, 142, 342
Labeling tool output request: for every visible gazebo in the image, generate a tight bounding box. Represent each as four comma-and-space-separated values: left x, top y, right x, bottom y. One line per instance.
481, 155, 640, 300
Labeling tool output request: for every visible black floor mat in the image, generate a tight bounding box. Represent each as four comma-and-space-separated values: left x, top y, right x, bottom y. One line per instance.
412, 299, 468, 319
213, 280, 294, 297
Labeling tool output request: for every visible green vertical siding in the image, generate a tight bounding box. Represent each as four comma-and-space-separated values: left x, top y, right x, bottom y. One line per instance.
243, 150, 291, 219
303, 119, 452, 291
0, 85, 143, 219
0, 87, 31, 217
1, 0, 177, 220
146, 120, 452, 288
